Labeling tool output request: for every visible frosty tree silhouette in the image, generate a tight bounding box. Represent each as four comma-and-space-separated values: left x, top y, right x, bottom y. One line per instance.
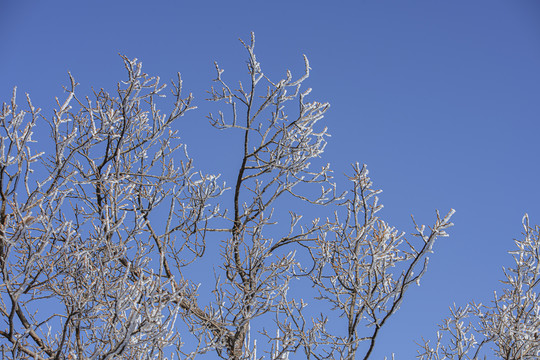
2, 32, 513, 360
417, 215, 540, 359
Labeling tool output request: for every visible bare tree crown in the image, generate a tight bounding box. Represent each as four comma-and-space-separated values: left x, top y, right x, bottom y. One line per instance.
0, 33, 531, 360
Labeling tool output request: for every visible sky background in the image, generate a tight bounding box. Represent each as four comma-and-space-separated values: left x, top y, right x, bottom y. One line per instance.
1, 1, 539, 358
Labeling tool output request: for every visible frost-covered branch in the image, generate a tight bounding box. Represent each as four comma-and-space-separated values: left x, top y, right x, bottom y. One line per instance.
417, 215, 540, 359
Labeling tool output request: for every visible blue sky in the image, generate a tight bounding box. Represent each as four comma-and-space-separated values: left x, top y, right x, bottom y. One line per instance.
1, 1, 539, 358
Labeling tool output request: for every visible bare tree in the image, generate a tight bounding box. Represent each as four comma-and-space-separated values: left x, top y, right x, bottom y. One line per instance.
0, 33, 455, 360
417, 214, 540, 360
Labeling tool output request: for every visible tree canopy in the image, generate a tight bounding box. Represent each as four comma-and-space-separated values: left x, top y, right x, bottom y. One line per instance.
0, 33, 537, 360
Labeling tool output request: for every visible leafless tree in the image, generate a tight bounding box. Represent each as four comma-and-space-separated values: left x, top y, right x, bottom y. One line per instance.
417, 214, 540, 360
0, 33, 455, 360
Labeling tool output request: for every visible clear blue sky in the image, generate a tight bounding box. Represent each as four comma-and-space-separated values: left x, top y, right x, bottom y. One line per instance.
1, 1, 539, 358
